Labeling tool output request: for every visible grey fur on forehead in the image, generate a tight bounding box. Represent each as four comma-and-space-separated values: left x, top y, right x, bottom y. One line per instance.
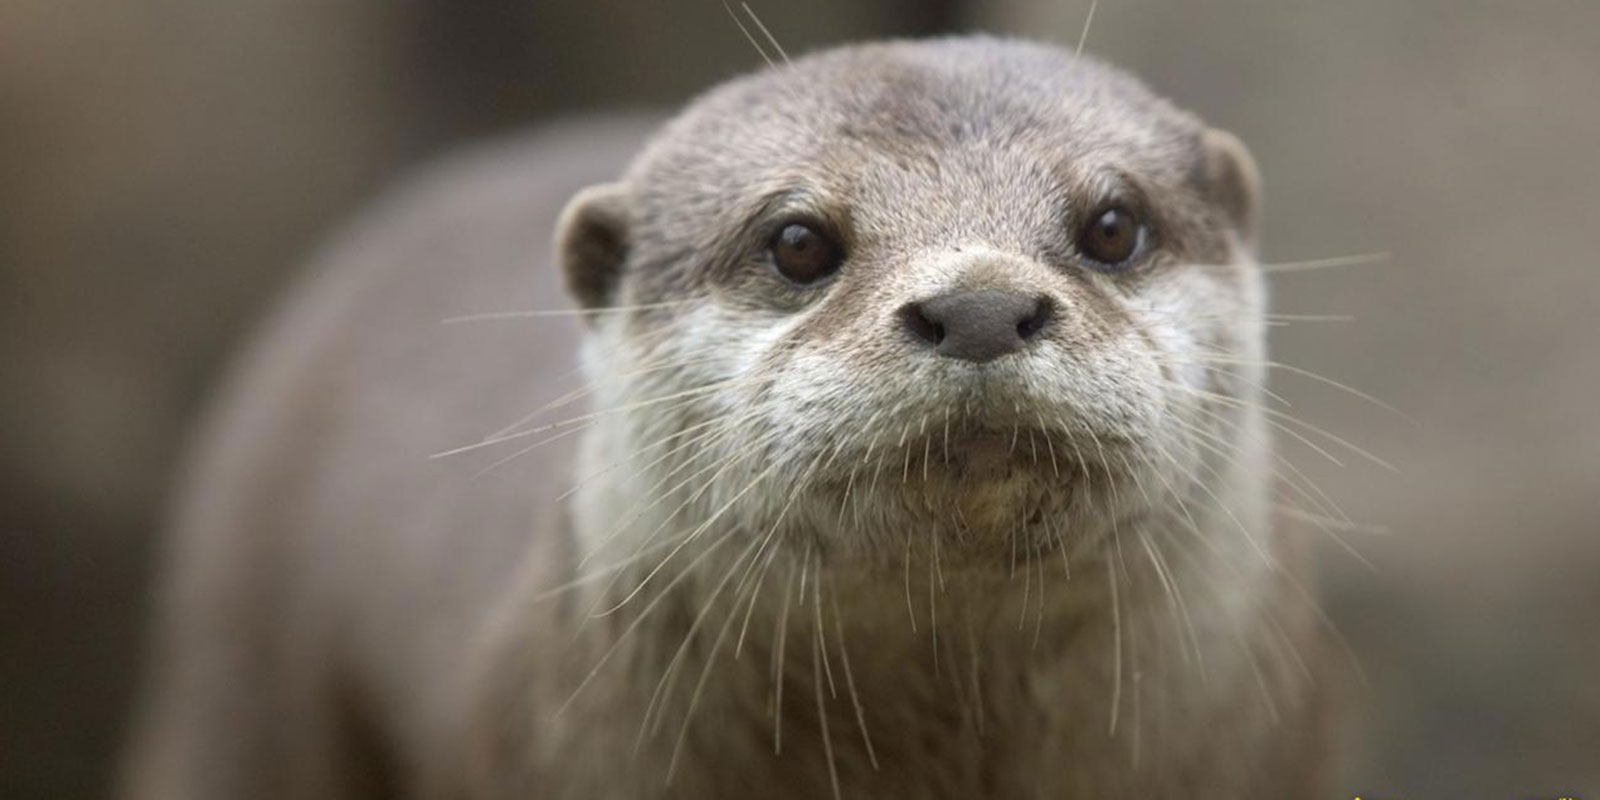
605, 35, 1229, 286
627, 36, 1204, 188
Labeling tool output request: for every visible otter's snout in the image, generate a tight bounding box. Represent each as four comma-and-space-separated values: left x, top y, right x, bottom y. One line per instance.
899, 289, 1054, 363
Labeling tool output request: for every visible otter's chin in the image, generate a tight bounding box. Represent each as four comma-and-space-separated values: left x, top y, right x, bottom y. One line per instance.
908, 432, 1076, 535
949, 433, 1025, 479
947, 474, 1045, 533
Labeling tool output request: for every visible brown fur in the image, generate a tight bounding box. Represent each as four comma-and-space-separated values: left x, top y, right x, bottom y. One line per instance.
123, 38, 1326, 799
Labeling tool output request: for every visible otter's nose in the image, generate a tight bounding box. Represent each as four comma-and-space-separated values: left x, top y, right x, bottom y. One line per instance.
899, 290, 1053, 363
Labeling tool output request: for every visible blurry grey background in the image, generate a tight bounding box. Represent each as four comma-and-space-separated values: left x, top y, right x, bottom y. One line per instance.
1, 1, 1594, 798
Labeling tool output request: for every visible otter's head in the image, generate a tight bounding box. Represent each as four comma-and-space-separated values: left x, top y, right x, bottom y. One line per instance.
558, 38, 1265, 570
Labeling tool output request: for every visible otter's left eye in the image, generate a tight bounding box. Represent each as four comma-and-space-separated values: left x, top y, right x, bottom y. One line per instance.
771, 223, 843, 285
1077, 206, 1143, 268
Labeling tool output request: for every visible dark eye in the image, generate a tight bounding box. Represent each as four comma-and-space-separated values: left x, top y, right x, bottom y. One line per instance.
1077, 206, 1143, 268
770, 222, 843, 284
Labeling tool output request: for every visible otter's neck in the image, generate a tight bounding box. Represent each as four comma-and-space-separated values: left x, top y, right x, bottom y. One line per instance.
555, 501, 1288, 798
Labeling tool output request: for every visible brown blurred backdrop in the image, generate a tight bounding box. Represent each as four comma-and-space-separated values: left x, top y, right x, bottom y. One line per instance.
2, 2, 1595, 798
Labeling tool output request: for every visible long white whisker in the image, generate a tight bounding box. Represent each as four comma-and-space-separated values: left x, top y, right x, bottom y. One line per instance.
770, 562, 797, 754
813, 609, 843, 800
722, 0, 774, 67
552, 525, 742, 720
1260, 251, 1390, 275
440, 297, 703, 323
828, 580, 879, 770
741, 3, 791, 64
1075, 0, 1100, 58
596, 455, 783, 616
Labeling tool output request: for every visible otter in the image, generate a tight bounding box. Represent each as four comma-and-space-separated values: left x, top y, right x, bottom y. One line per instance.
123, 37, 1328, 799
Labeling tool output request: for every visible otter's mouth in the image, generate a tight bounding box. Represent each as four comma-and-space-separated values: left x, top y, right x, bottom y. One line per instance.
940, 428, 1071, 480
873, 417, 1082, 479
796, 419, 1103, 554
793, 423, 1070, 549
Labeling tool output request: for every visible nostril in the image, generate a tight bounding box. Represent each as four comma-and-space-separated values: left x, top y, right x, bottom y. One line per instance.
1016, 296, 1053, 340
899, 303, 945, 346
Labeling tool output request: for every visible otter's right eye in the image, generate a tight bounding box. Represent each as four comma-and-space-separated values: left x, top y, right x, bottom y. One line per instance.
770, 223, 843, 285
1076, 206, 1143, 269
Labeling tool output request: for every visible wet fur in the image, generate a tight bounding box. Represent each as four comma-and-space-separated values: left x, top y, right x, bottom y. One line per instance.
123, 38, 1327, 799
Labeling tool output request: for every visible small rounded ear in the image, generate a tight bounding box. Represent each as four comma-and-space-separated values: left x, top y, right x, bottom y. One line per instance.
555, 182, 631, 313
1199, 128, 1262, 250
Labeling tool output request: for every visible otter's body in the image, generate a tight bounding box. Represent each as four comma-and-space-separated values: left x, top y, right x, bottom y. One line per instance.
125, 39, 1328, 799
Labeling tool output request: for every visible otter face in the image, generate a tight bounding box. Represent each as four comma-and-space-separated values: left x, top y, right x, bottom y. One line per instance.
560, 38, 1265, 566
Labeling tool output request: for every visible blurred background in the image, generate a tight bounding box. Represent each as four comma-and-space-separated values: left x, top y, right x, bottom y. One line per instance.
2, 1, 1595, 797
